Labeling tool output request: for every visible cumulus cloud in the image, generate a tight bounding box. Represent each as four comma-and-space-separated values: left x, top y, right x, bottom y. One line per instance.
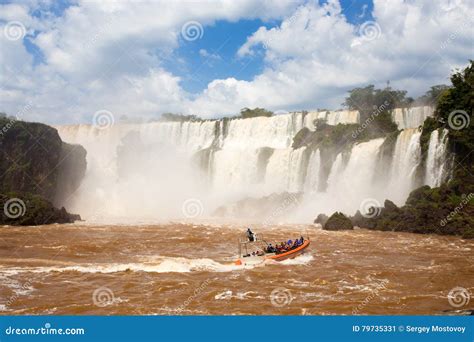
207, 0, 474, 115
0, 0, 473, 122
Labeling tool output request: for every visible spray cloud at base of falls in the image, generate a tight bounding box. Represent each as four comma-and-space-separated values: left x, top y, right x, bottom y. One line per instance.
56, 106, 451, 223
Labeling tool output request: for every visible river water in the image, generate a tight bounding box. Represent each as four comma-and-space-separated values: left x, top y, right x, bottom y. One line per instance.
0, 223, 472, 315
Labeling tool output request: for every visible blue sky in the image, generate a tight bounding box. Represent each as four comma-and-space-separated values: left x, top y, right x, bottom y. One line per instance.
0, 0, 472, 123
18, 0, 375, 94
150, 0, 375, 94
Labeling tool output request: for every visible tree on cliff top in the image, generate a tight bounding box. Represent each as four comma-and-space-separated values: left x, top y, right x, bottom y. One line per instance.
240, 107, 273, 119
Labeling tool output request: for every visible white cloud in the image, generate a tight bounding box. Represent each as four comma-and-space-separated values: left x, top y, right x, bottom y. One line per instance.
205, 0, 474, 116
0, 0, 473, 122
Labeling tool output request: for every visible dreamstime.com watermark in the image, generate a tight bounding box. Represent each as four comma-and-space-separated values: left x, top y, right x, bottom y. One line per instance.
176, 280, 210, 312
4, 323, 85, 336
181, 21, 204, 41
4, 281, 32, 308
262, 193, 299, 226
447, 286, 470, 308
92, 286, 115, 307
359, 198, 382, 219
0, 100, 33, 141
351, 101, 389, 139
182, 198, 204, 218
270, 287, 293, 307
352, 279, 389, 314
440, 193, 473, 227
3, 198, 26, 219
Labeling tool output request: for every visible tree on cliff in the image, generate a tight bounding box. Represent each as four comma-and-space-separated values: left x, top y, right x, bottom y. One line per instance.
240, 107, 273, 119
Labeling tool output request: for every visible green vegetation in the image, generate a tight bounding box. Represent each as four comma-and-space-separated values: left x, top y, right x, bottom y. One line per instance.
0, 117, 85, 225
416, 85, 451, 106
160, 113, 204, 122
0, 192, 80, 225
349, 61, 474, 238
239, 107, 273, 119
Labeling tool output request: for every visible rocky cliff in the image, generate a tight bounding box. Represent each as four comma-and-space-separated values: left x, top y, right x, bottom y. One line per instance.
0, 116, 86, 225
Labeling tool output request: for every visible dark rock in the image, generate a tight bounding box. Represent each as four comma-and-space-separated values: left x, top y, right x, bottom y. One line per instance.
323, 212, 353, 231
0, 118, 86, 225
0, 192, 81, 226
54, 143, 87, 207
0, 118, 87, 206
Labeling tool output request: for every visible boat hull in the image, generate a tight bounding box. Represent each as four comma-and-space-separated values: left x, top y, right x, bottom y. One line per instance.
266, 239, 310, 261
235, 239, 310, 265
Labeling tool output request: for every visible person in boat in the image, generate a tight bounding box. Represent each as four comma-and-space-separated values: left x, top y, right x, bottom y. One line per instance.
246, 228, 255, 242
265, 244, 274, 253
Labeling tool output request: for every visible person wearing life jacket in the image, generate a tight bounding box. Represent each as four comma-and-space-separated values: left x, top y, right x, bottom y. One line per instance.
246, 228, 255, 242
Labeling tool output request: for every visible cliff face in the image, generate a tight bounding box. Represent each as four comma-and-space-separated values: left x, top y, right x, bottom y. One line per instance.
0, 118, 63, 201
0, 117, 86, 225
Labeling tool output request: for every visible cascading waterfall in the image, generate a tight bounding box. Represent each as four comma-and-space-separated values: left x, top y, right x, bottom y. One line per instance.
425, 129, 450, 187
56, 107, 450, 222
304, 149, 321, 192
303, 110, 360, 130
386, 129, 422, 204
391, 106, 434, 129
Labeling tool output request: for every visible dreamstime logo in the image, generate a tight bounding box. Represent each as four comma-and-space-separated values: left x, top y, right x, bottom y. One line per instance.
359, 198, 382, 218
3, 21, 26, 41
182, 198, 204, 218
447, 287, 470, 308
92, 110, 115, 130
271, 110, 290, 129
3, 198, 26, 219
359, 21, 381, 42
440, 193, 473, 227
92, 286, 115, 307
448, 110, 470, 130
181, 21, 204, 41
270, 287, 293, 307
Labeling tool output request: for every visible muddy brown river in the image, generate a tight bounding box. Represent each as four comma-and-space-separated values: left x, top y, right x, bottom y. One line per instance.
0, 223, 473, 315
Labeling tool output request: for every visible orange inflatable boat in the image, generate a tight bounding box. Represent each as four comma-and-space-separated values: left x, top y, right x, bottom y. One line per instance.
234, 236, 310, 266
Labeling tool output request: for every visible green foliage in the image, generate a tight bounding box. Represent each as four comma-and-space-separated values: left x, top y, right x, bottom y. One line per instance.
343, 84, 411, 113
160, 113, 203, 122
239, 107, 273, 119
416, 85, 451, 106
436, 61, 474, 163
347, 61, 474, 238
0, 192, 80, 226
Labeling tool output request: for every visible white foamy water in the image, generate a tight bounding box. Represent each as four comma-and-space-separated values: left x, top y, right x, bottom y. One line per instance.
391, 106, 434, 129
387, 128, 422, 204
1, 257, 242, 274
56, 106, 449, 221
425, 129, 450, 187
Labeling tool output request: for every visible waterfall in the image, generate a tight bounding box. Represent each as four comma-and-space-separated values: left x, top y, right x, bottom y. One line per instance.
386, 128, 422, 204
222, 113, 303, 149
55, 106, 449, 221
391, 106, 434, 129
327, 139, 385, 207
303, 110, 360, 130
263, 147, 307, 193
304, 149, 321, 192
425, 129, 450, 187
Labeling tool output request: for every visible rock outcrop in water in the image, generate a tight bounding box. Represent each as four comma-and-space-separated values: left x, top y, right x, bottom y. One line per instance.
0, 192, 81, 225
0, 117, 85, 225
323, 212, 353, 230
